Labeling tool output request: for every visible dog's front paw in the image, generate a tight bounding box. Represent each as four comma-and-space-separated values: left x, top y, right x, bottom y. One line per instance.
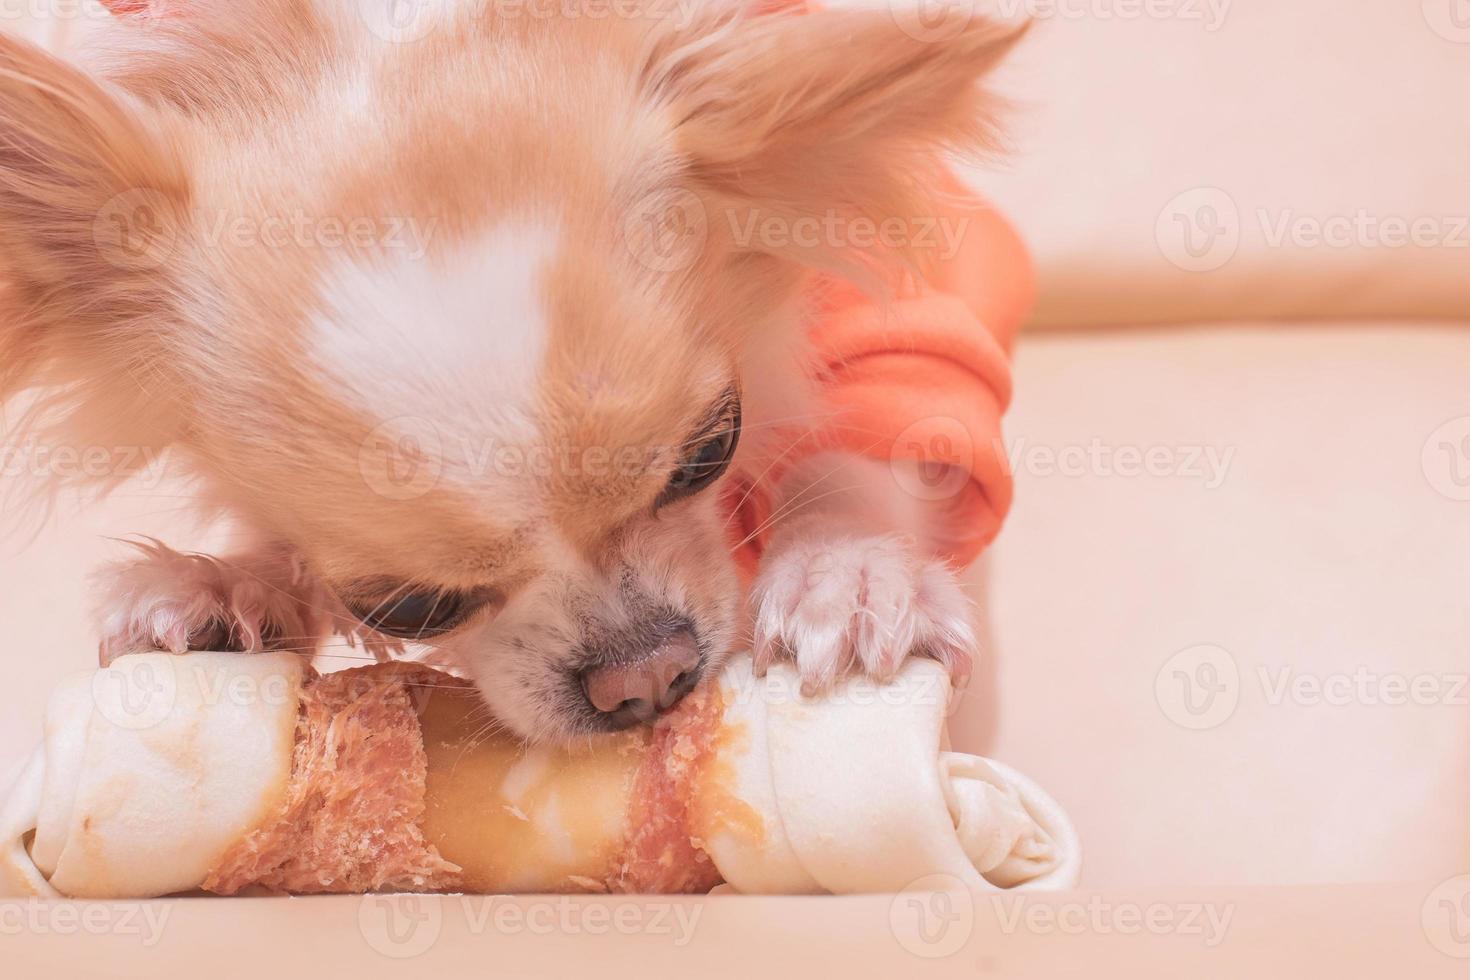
94, 540, 317, 666
750, 533, 975, 694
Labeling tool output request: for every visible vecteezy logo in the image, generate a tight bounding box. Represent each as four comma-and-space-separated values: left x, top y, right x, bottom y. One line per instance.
1421, 417, 1470, 502
623, 188, 708, 273
1155, 644, 1240, 730
93, 189, 178, 271
358, 416, 444, 501
357, 0, 446, 43
889, 873, 975, 958
92, 656, 178, 732
358, 895, 443, 958
889, 417, 975, 502
1156, 187, 1241, 273
1422, 875, 1470, 958
1423, 0, 1470, 43
889, 0, 977, 43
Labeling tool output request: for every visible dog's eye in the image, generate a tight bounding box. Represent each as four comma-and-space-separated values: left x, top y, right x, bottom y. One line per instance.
659, 413, 740, 506
344, 588, 476, 639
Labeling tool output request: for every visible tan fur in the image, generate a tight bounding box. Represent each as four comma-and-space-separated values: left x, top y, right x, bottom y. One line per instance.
0, 0, 1024, 739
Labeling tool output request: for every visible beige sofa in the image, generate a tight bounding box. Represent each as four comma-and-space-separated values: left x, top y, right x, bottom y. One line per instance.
3, 2, 1468, 976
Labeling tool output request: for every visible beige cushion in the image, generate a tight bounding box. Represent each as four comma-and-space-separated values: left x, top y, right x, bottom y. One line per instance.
954, 321, 1470, 886
961, 0, 1470, 327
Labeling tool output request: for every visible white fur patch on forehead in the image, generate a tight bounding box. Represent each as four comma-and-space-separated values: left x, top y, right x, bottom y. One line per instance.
309, 221, 555, 481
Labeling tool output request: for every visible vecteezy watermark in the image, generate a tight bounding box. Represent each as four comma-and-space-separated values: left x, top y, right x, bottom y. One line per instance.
622, 188, 708, 274
359, 895, 444, 959
357, 0, 449, 43
356, 0, 703, 44
0, 900, 171, 946
726, 209, 972, 263
1422, 417, 1470, 502
90, 656, 300, 732
889, 874, 975, 958
1156, 644, 1470, 731
192, 209, 437, 259
889, 0, 980, 43
995, 0, 1230, 29
90, 657, 447, 733
1423, 875, 1470, 959
0, 440, 169, 488
94, 189, 179, 272
1157, 187, 1470, 273
93, 190, 439, 271
358, 894, 704, 958
888, 0, 1230, 43
93, 655, 182, 732
723, 660, 953, 713
493, 0, 701, 25
457, 895, 702, 944
623, 195, 978, 274
1003, 437, 1235, 489
889, 417, 977, 502
1423, 0, 1470, 43
358, 416, 446, 502
887, 422, 1237, 502
357, 417, 698, 501
1255, 210, 1470, 251
991, 895, 1235, 947
1156, 187, 1240, 273
1155, 644, 1241, 730
1257, 666, 1469, 709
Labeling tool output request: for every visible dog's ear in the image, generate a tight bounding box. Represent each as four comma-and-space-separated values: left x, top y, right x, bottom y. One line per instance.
650, 7, 1026, 273
0, 31, 186, 399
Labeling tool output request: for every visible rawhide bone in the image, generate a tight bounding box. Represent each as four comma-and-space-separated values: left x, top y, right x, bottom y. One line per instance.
1, 652, 1079, 897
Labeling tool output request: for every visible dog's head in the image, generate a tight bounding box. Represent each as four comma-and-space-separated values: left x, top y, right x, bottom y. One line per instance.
0, 0, 1022, 740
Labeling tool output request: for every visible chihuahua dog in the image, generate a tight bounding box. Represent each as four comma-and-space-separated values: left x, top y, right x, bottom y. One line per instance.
0, 0, 1023, 741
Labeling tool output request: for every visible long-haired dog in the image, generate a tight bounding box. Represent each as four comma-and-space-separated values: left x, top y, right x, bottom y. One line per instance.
0, 0, 1024, 741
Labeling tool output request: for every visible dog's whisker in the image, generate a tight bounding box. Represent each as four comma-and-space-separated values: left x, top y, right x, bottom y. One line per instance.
721, 428, 821, 531
728, 480, 876, 556
728, 434, 892, 552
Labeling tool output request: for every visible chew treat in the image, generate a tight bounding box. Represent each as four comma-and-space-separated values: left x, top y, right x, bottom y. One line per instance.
1, 652, 1079, 898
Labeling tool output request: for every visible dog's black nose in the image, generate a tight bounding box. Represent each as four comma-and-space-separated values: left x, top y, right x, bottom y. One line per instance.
580, 628, 702, 729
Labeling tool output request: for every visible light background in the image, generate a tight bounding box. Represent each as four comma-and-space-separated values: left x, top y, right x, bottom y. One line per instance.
2, 0, 1468, 901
